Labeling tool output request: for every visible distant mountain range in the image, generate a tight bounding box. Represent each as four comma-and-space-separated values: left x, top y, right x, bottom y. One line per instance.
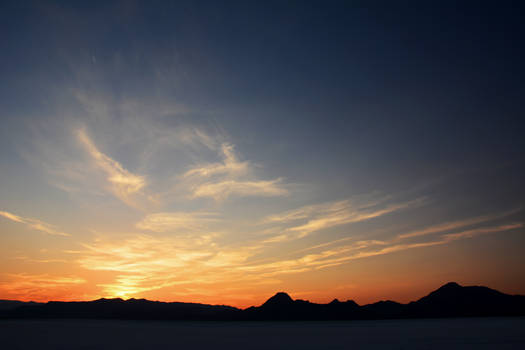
1, 282, 524, 320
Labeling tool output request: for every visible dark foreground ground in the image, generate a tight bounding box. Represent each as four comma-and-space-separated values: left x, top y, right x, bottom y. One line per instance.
1, 317, 524, 349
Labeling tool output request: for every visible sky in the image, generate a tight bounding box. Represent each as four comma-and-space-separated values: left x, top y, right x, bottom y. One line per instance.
0, 1, 524, 307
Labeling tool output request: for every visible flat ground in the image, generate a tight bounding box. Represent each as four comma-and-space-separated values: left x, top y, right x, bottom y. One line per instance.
1, 317, 524, 349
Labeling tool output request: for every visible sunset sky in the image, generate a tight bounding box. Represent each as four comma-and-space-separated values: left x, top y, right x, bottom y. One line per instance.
1, 1, 524, 308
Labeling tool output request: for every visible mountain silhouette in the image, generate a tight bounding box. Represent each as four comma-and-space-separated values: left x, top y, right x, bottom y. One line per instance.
1, 282, 524, 321
0, 300, 42, 311
361, 300, 405, 319
406, 281, 525, 318
262, 292, 294, 307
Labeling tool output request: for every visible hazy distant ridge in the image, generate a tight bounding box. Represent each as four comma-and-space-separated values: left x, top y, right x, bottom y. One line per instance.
2, 282, 524, 320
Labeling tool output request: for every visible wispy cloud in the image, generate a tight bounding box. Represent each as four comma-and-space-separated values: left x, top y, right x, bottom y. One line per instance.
0, 210, 70, 236
182, 141, 288, 200
238, 239, 389, 277
0, 273, 86, 301
73, 204, 522, 300
264, 201, 342, 224
23, 88, 288, 207
76, 234, 254, 298
184, 143, 249, 178
74, 123, 287, 204
76, 128, 147, 207
240, 222, 523, 276
289, 199, 423, 238
247, 207, 523, 275
261, 196, 425, 240
12, 256, 70, 264
191, 179, 288, 200
136, 211, 219, 233
442, 223, 522, 241
396, 208, 520, 240
333, 223, 524, 264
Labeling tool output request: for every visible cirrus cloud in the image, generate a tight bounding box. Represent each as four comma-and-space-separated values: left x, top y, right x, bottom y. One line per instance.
0, 210, 70, 237
136, 211, 220, 233
76, 128, 147, 207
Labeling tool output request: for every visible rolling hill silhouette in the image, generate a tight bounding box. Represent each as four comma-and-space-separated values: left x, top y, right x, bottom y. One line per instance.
1, 282, 524, 320
0, 300, 42, 311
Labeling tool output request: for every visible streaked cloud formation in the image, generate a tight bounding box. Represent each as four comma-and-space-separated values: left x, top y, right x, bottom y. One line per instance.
71, 215, 522, 300
396, 209, 521, 240
1, 117, 522, 305
76, 128, 147, 207
0, 210, 70, 237
191, 179, 287, 200
262, 196, 425, 240
76, 234, 251, 298
184, 143, 249, 178
0, 273, 85, 301
288, 199, 422, 238
136, 212, 219, 233
184, 142, 288, 200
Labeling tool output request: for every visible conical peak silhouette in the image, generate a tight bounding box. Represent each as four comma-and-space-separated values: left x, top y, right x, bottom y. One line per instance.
262, 292, 294, 307
422, 282, 463, 299
439, 282, 461, 290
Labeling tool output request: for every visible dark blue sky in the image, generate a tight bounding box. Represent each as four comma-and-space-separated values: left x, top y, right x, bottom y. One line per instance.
2, 1, 523, 186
